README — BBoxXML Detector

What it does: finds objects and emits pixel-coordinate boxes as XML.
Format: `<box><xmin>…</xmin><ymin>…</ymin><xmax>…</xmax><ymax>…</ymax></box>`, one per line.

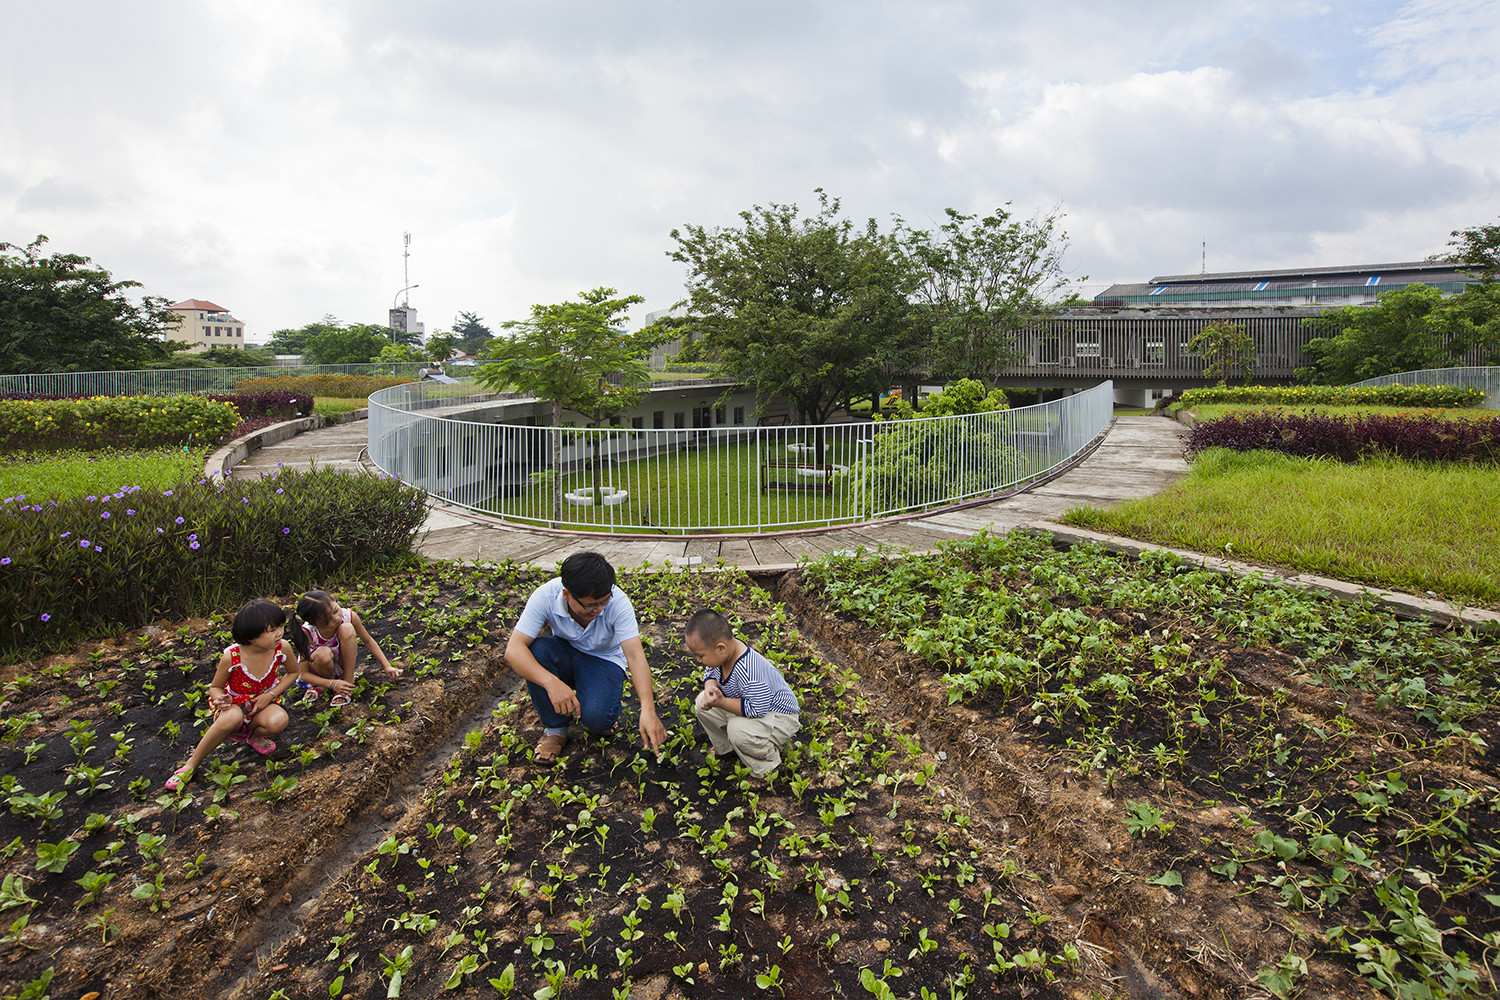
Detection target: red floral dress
<box><xmin>220</xmin><ymin>643</ymin><xmax>286</xmax><ymax>724</ymax></box>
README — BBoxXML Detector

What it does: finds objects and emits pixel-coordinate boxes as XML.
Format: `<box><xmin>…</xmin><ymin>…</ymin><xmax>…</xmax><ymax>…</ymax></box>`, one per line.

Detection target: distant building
<box><xmin>167</xmin><ymin>299</ymin><xmax>248</xmax><ymax>352</ymax></box>
<box><xmin>1094</xmin><ymin>261</ymin><xmax>1471</xmax><ymax>309</ymax></box>
<box><xmin>389</xmin><ymin>306</ymin><xmax>425</xmax><ymax>340</ymax></box>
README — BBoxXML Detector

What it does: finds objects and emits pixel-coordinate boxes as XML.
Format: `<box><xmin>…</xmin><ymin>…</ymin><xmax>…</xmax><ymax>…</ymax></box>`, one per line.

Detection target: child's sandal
<box><xmin>247</xmin><ymin>737</ymin><xmax>277</xmax><ymax>755</ymax></box>
<box><xmin>330</xmin><ymin>693</ymin><xmax>352</xmax><ymax>708</ymax></box>
<box><xmin>165</xmin><ymin>764</ymin><xmax>193</xmax><ymax>792</ymax></box>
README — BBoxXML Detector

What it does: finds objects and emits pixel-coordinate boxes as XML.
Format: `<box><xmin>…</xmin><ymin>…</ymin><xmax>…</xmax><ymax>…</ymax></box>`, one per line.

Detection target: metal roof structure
<box><xmin>1095</xmin><ymin>261</ymin><xmax>1473</xmax><ymax>308</ymax></box>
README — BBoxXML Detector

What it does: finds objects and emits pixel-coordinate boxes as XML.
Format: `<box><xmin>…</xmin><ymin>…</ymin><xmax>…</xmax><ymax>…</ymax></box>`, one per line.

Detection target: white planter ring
<box><xmin>564</xmin><ymin>486</ymin><xmax>630</xmax><ymax>507</ymax></box>
<box><xmin>786</xmin><ymin>443</ymin><xmax>815</xmax><ymax>455</ymax></box>
<box><xmin>794</xmin><ymin>464</ymin><xmax>849</xmax><ymax>479</ymax></box>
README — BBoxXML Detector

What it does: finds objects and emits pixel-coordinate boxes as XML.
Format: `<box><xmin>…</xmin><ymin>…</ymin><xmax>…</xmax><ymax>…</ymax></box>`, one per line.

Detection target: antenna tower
<box><xmin>403</xmin><ymin>232</ymin><xmax>412</xmax><ymax>306</ymax></box>
<box><xmin>1201</xmin><ymin>239</ymin><xmax>1206</xmax><ymax>274</ymax></box>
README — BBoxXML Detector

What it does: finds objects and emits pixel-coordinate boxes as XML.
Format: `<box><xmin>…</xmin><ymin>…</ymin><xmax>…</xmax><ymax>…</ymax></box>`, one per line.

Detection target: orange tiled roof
<box><xmin>170</xmin><ymin>299</ymin><xmax>228</xmax><ymax>312</ymax></box>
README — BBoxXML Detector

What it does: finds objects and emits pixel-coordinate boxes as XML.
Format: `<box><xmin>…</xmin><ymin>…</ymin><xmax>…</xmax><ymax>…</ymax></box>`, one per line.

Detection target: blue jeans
<box><xmin>525</xmin><ymin>636</ymin><xmax>625</xmax><ymax>736</ymax></box>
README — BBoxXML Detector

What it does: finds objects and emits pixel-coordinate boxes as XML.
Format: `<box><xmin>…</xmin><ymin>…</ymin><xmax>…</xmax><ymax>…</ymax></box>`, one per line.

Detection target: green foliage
<box><xmin>897</xmin><ymin>205</ymin><xmax>1073</xmax><ymax>383</ymax></box>
<box><xmin>1441</xmin><ymin>219</ymin><xmax>1500</xmax><ymax>280</ymax></box>
<box><xmin>302</xmin><ymin>322</ymin><xmax>399</xmax><ymax>365</ymax></box>
<box><xmin>0</xmin><ymin>395</ymin><xmax>239</xmax><ymax>454</ymax></box>
<box><xmin>668</xmin><ymin>190</ymin><xmax>917</xmax><ymax>425</ymax></box>
<box><xmin>263</xmin><ymin>316</ymin><xmax>340</xmax><ymax>357</ymax></box>
<box><xmin>855</xmin><ymin>381</ymin><xmax>1018</xmax><ymax>516</ymax></box>
<box><xmin>0</xmin><ymin>236</ymin><xmax>183</xmax><ymax>374</ymax></box>
<box><xmin>1175</xmin><ymin>383</ymin><xmax>1483</xmax><ymax>409</ymax></box>
<box><xmin>376</xmin><ymin>343</ymin><xmax>426</xmax><ymax>363</ymax></box>
<box><xmin>0</xmin><ymin>468</ymin><xmax>427</xmax><ymax>651</ymax></box>
<box><xmin>1187</xmin><ymin>320</ymin><xmax>1256</xmax><ymax>386</ymax></box>
<box><xmin>1297</xmin><ymin>281</ymin><xmax>1500</xmax><ymax>383</ymax></box>
<box><xmin>453</xmin><ymin>311</ymin><xmax>494</xmax><ymax>356</ymax></box>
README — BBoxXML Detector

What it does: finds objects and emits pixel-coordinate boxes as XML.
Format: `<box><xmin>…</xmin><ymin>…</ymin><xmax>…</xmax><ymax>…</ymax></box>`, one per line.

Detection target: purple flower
<box><xmin>175</xmin><ymin>517</ymin><xmax>185</xmax><ymax>525</ymax></box>
<box><xmin>94</xmin><ymin>545</ymin><xmax>102</xmax><ymax>553</ymax></box>
<box><xmin>79</xmin><ymin>539</ymin><xmax>90</xmax><ymax>548</ymax></box>
<box><xmin>240</xmin><ymin>497</ymin><xmax>249</xmax><ymax>503</ymax></box>
<box><xmin>100</xmin><ymin>511</ymin><xmax>111</xmax><ymax>519</ymax></box>
<box><xmin>86</xmin><ymin>495</ymin><xmax>97</xmax><ymax>501</ymax></box>
<box><xmin>126</xmin><ymin>509</ymin><xmax>135</xmax><ymax>515</ymax></box>
<box><xmin>0</xmin><ymin>557</ymin><xmax>9</xmax><ymax>565</ymax></box>
<box><xmin>276</xmin><ymin>488</ymin><xmax>284</xmax><ymax>494</ymax></box>
<box><xmin>39</xmin><ymin>613</ymin><xmax>50</xmax><ymax>622</ymax></box>
<box><xmin>156</xmin><ymin>527</ymin><xmax>164</xmax><ymax>534</ymax></box>
<box><xmin>190</xmin><ymin>540</ymin><xmax>200</xmax><ymax>550</ymax></box>
<box><xmin>60</xmin><ymin>531</ymin><xmax>70</xmax><ymax>539</ymax></box>
<box><xmin>163</xmin><ymin>490</ymin><xmax>173</xmax><ymax>496</ymax></box>
<box><xmin>188</xmin><ymin>533</ymin><xmax>197</xmax><ymax>541</ymax></box>
<box><xmin>282</xmin><ymin>527</ymin><xmax>290</xmax><ymax>534</ymax></box>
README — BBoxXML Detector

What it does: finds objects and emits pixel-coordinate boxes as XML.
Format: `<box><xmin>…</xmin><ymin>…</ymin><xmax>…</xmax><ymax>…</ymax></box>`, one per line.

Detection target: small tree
<box><xmin>474</xmin><ymin>288</ymin><xmax>660</xmax><ymax>520</ymax></box>
<box><xmin>424</xmin><ymin>332</ymin><xmax>458</xmax><ymax>366</ymax></box>
<box><xmin>1187</xmin><ymin>320</ymin><xmax>1256</xmax><ymax>386</ymax></box>
<box><xmin>303</xmin><ymin>322</ymin><xmax>396</xmax><ymax>365</ymax></box>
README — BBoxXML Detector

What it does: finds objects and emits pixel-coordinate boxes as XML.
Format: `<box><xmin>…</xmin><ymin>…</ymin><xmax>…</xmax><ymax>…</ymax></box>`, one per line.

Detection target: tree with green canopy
<box><xmin>474</xmin><ymin>288</ymin><xmax>661</xmax><ymax>520</ymax></box>
<box><xmin>668</xmin><ymin>190</ymin><xmax>918</xmax><ymax>430</ymax></box>
<box><xmin>0</xmin><ymin>235</ymin><xmax>186</xmax><ymax>373</ymax></box>
<box><xmin>301</xmin><ymin>322</ymin><xmax>397</xmax><ymax>365</ymax></box>
<box><xmin>1187</xmin><ymin>320</ymin><xmax>1257</xmax><ymax>386</ymax></box>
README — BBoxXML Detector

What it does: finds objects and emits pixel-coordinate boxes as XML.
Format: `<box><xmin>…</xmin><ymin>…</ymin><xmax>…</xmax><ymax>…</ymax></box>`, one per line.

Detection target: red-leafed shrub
<box><xmin>205</xmin><ymin>390</ymin><xmax>313</xmax><ymax>420</ymax></box>
<box><xmin>1186</xmin><ymin>411</ymin><xmax>1500</xmax><ymax>463</ymax></box>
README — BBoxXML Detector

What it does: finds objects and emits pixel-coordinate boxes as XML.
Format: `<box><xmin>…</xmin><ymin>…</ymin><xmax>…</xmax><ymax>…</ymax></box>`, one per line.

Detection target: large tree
<box><xmin>1296</xmin><ymin>283</ymin><xmax>1490</xmax><ymax>383</ymax></box>
<box><xmin>1187</xmin><ymin>320</ymin><xmax>1257</xmax><ymax>386</ymax></box>
<box><xmin>453</xmin><ymin>311</ymin><xmax>494</xmax><ymax>356</ymax></box>
<box><xmin>301</xmin><ymin>322</ymin><xmax>397</xmax><ymax>365</ymax></box>
<box><xmin>474</xmin><ymin>288</ymin><xmax>660</xmax><ymax>518</ymax></box>
<box><xmin>0</xmin><ymin>235</ymin><xmax>185</xmax><ymax>373</ymax></box>
<box><xmin>265</xmin><ymin>316</ymin><xmax>343</xmax><ymax>357</ymax></box>
<box><xmin>668</xmin><ymin>191</ymin><xmax>917</xmax><ymax>427</ymax></box>
<box><xmin>1441</xmin><ymin>219</ymin><xmax>1500</xmax><ymax>280</ymax></box>
<box><xmin>896</xmin><ymin>205</ymin><xmax>1074</xmax><ymax>384</ymax></box>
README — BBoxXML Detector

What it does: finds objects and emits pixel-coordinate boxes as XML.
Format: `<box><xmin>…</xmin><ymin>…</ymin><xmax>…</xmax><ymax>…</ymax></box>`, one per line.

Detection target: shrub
<box><xmin>1175</xmin><ymin>384</ymin><xmax>1484</xmax><ymax>409</ymax></box>
<box><xmin>232</xmin><ymin>373</ymin><xmax>415</xmax><ymax>398</ymax></box>
<box><xmin>205</xmin><ymin>390</ymin><xmax>313</xmax><ymax>421</ymax></box>
<box><xmin>1186</xmin><ymin>412</ymin><xmax>1500</xmax><ymax>464</ymax></box>
<box><xmin>0</xmin><ymin>469</ymin><xmax>428</xmax><ymax>651</ymax></box>
<box><xmin>0</xmin><ymin>396</ymin><xmax>240</xmax><ymax>453</ymax></box>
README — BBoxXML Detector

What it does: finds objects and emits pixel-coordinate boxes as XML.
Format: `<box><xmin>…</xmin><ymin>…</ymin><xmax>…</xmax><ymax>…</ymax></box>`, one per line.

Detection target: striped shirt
<box><xmin>705</xmin><ymin>645</ymin><xmax>799</xmax><ymax>719</ymax></box>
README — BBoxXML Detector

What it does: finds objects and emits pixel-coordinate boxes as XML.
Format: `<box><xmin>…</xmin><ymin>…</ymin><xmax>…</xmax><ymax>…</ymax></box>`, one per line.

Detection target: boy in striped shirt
<box><xmin>686</xmin><ymin>609</ymin><xmax>801</xmax><ymax>780</ymax></box>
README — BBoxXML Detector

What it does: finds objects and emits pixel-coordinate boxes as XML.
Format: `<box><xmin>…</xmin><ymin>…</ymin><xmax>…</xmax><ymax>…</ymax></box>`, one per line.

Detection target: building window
<box><xmin>1076</xmin><ymin>341</ymin><xmax>1101</xmax><ymax>358</ymax></box>
<box><xmin>1145</xmin><ymin>341</ymin><xmax>1164</xmax><ymax>363</ymax></box>
<box><xmin>236</xmin><ymin>327</ymin><xmax>242</xmax><ymax>338</ymax></box>
<box><xmin>733</xmin><ymin>406</ymin><xmax>744</xmax><ymax>425</ymax></box>
<box><xmin>652</xmin><ymin>410</ymin><xmax>664</xmax><ymax>429</ymax></box>
<box><xmin>673</xmin><ymin>412</ymin><xmax>685</xmax><ymax>429</ymax></box>
<box><xmin>715</xmin><ymin>406</ymin><xmax>725</xmax><ymax>425</ymax></box>
<box><xmin>632</xmin><ymin>416</ymin><xmax>644</xmax><ymax>430</ymax></box>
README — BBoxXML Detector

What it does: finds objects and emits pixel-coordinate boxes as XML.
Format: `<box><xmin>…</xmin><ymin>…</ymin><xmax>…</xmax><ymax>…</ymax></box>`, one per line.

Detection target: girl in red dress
<box><xmin>166</xmin><ymin>599</ymin><xmax>299</xmax><ymax>791</ymax></box>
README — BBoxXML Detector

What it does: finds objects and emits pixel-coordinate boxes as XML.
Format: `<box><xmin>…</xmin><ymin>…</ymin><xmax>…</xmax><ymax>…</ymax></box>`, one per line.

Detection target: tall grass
<box><xmin>1062</xmin><ymin>448</ymin><xmax>1500</xmax><ymax>606</ymax></box>
<box><xmin>0</xmin><ymin>448</ymin><xmax>207</xmax><ymax>503</ymax></box>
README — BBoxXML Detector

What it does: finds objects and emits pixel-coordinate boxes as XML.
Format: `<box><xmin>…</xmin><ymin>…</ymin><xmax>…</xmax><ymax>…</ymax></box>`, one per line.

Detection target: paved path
<box><xmin>230</xmin><ymin>416</ymin><xmax>1193</xmax><ymax>572</ymax></box>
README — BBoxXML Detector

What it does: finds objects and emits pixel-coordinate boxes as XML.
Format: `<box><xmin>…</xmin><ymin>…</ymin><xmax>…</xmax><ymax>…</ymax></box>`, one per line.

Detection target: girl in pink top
<box><xmin>291</xmin><ymin>590</ymin><xmax>401</xmax><ymax>707</ymax></box>
<box><xmin>166</xmin><ymin>599</ymin><xmax>298</xmax><ymax>790</ymax></box>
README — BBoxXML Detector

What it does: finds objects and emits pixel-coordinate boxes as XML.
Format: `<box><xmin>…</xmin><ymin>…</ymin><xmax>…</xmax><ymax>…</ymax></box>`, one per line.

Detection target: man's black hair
<box><xmin>559</xmin><ymin>551</ymin><xmax>616</xmax><ymax>600</ymax></box>
<box><xmin>232</xmin><ymin>598</ymin><xmax>288</xmax><ymax>645</ymax></box>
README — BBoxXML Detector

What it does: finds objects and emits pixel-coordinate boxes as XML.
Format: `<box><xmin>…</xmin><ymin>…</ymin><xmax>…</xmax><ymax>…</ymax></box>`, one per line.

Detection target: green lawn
<box><xmin>312</xmin><ymin>397</ymin><xmax>370</xmax><ymax>417</ymax></box>
<box><xmin>0</xmin><ymin>447</ymin><xmax>207</xmax><ymax>503</ymax></box>
<box><xmin>1062</xmin><ymin>447</ymin><xmax>1500</xmax><ymax>607</ymax></box>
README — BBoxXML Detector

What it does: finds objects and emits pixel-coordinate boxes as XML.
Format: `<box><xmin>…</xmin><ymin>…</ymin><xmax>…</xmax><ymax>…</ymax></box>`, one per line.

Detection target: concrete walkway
<box><xmin>229</xmin><ymin>415</ymin><xmax>1193</xmax><ymax>572</ymax></box>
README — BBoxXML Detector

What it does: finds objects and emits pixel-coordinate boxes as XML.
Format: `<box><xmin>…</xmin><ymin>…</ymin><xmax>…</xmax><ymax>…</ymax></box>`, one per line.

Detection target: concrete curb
<box><xmin>1032</xmin><ymin>520</ymin><xmax>1500</xmax><ymax>631</ymax></box>
<box><xmin>205</xmin><ymin>410</ymin><xmax>367</xmax><ymax>479</ymax></box>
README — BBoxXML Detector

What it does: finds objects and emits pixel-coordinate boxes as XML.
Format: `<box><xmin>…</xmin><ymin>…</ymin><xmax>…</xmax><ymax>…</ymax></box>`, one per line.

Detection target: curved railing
<box><xmin>0</xmin><ymin>362</ymin><xmax>432</xmax><ymax>397</ymax></box>
<box><xmin>1347</xmin><ymin>366</ymin><xmax>1499</xmax><ymax>408</ymax></box>
<box><xmin>367</xmin><ymin>380</ymin><xmax>1114</xmax><ymax>534</ymax></box>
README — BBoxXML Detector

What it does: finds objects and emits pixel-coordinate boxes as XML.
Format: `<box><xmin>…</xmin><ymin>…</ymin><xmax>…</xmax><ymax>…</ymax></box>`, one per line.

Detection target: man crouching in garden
<box><xmin>506</xmin><ymin>551</ymin><xmax>667</xmax><ymax>762</ymax></box>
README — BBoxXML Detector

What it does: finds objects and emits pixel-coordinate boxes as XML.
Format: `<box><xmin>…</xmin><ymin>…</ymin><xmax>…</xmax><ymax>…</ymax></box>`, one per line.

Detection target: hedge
<box><xmin>0</xmin><ymin>468</ymin><xmax>428</xmax><ymax>652</ymax></box>
<box><xmin>1175</xmin><ymin>384</ymin><xmax>1485</xmax><ymax>409</ymax></box>
<box><xmin>206</xmin><ymin>390</ymin><xmax>313</xmax><ymax>421</ymax></box>
<box><xmin>0</xmin><ymin>395</ymin><xmax>240</xmax><ymax>453</ymax></box>
<box><xmin>1186</xmin><ymin>412</ymin><xmax>1500</xmax><ymax>464</ymax></box>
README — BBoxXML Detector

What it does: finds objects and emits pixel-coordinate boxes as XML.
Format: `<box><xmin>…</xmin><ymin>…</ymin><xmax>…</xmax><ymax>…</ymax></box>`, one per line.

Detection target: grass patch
<box><xmin>0</xmin><ymin>447</ymin><xmax>206</xmax><ymax>503</ymax></box>
<box><xmin>312</xmin><ymin>397</ymin><xmax>370</xmax><ymax>417</ymax></box>
<box><xmin>1061</xmin><ymin>447</ymin><xmax>1500</xmax><ymax>607</ymax></box>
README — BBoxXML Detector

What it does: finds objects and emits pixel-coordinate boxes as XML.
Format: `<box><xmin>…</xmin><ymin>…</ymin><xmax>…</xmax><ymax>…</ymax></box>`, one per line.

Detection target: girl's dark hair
<box><xmin>685</xmin><ymin>608</ymin><xmax>734</xmax><ymax>646</ymax></box>
<box><xmin>289</xmin><ymin>590</ymin><xmax>335</xmax><ymax>661</ymax></box>
<box><xmin>233</xmin><ymin>599</ymin><xmax>288</xmax><ymax>645</ymax></box>
<box><xmin>560</xmin><ymin>551</ymin><xmax>616</xmax><ymax>600</ymax></box>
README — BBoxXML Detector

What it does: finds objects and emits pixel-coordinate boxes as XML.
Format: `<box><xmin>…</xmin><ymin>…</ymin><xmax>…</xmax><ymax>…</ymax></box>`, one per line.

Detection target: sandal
<box><xmin>330</xmin><ymin>693</ymin><xmax>352</xmax><ymax>708</ymax></box>
<box><xmin>165</xmin><ymin>764</ymin><xmax>193</xmax><ymax>792</ymax></box>
<box><xmin>247</xmin><ymin>737</ymin><xmax>277</xmax><ymax>755</ymax></box>
<box><xmin>534</xmin><ymin>733</ymin><xmax>569</xmax><ymax>762</ymax></box>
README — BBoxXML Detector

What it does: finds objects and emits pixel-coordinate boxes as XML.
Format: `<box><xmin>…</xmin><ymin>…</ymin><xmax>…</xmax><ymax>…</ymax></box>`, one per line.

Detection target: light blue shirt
<box><xmin>514</xmin><ymin>578</ymin><xmax>640</xmax><ymax>672</ymax></box>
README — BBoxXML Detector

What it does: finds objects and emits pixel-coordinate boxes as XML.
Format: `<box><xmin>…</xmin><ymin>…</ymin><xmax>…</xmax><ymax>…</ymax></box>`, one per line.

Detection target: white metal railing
<box><xmin>368</xmin><ymin>380</ymin><xmax>1114</xmax><ymax>534</ymax></box>
<box><xmin>0</xmin><ymin>362</ymin><xmax>432</xmax><ymax>397</ymax></box>
<box><xmin>1347</xmin><ymin>366</ymin><xmax>1499</xmax><ymax>408</ymax></box>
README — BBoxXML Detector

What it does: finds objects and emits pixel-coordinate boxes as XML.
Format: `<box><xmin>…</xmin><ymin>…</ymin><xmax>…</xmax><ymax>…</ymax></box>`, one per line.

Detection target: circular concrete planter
<box><xmin>564</xmin><ymin>486</ymin><xmax>629</xmax><ymax>507</ymax></box>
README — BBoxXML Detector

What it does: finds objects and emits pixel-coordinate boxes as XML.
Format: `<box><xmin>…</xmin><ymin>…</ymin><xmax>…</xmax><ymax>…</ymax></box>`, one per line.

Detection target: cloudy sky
<box><xmin>3</xmin><ymin>0</ymin><xmax>1497</xmax><ymax>342</ymax></box>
